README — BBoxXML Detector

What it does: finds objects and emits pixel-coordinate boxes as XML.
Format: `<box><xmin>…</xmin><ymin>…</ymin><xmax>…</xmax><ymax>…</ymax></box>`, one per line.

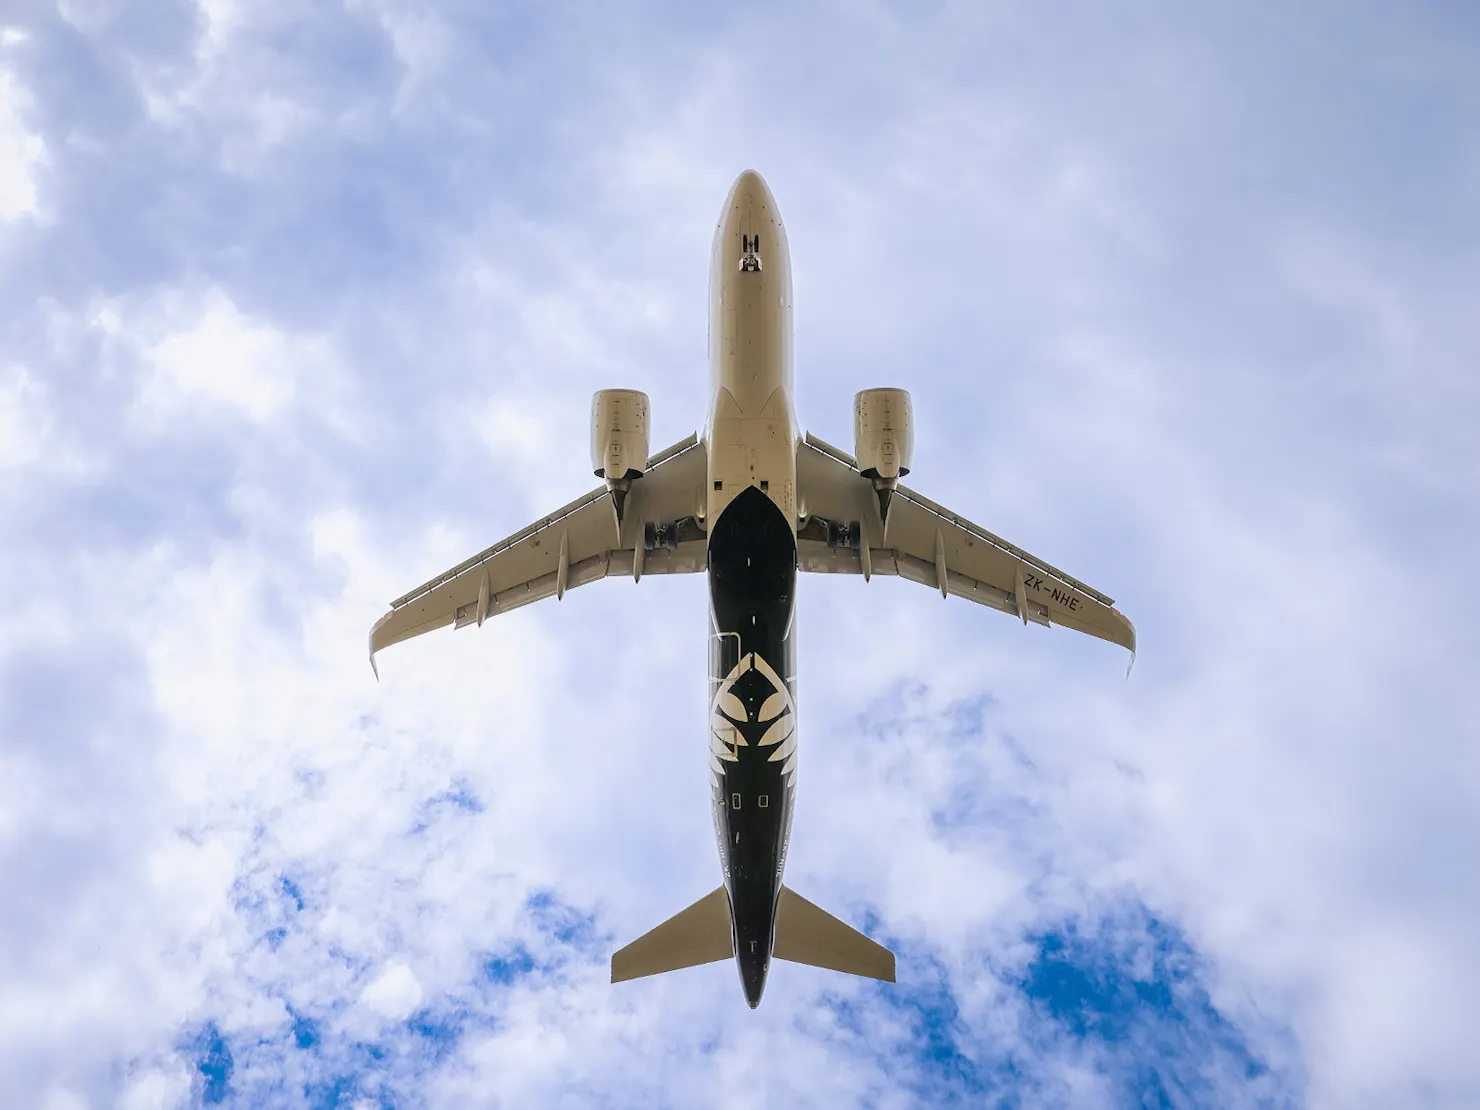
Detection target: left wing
<box><xmin>369</xmin><ymin>433</ymin><xmax>708</xmax><ymax>673</ymax></box>
<box><xmin>795</xmin><ymin>433</ymin><xmax>1135</xmax><ymax>654</ymax></box>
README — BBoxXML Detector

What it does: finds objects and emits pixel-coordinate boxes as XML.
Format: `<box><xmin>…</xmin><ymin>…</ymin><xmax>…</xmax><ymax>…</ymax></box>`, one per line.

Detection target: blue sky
<box><xmin>2</xmin><ymin>2</ymin><xmax>1476</xmax><ymax>1107</ymax></box>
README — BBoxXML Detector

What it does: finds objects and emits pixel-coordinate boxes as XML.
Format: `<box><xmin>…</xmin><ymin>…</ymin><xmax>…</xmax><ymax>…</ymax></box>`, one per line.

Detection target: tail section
<box><xmin>609</xmin><ymin>884</ymin><xmax>895</xmax><ymax>991</ymax></box>
<box><xmin>611</xmin><ymin>887</ymin><xmax>733</xmax><ymax>983</ymax></box>
<box><xmin>772</xmin><ymin>886</ymin><xmax>895</xmax><ymax>982</ymax></box>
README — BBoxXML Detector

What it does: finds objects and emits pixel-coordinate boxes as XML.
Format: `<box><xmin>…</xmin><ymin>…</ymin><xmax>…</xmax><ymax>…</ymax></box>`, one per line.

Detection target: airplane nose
<box><xmin>713</xmin><ymin>168</ymin><xmax>784</xmax><ymax>286</ymax></box>
<box><xmin>724</xmin><ymin>169</ymin><xmax>776</xmax><ymax>219</ymax></box>
<box><xmin>732</xmin><ymin>168</ymin><xmax>767</xmax><ymax>199</ymax></box>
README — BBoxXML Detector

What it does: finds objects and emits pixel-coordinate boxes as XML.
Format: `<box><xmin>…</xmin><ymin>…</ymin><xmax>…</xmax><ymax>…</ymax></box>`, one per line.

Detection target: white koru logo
<box><xmin>708</xmin><ymin>652</ymin><xmax>797</xmax><ymax>786</ymax></box>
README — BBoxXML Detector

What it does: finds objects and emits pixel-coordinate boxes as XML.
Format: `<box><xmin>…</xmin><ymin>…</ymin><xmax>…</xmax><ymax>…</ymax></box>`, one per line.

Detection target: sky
<box><xmin>1</xmin><ymin>1</ymin><xmax>1477</xmax><ymax>1107</ymax></box>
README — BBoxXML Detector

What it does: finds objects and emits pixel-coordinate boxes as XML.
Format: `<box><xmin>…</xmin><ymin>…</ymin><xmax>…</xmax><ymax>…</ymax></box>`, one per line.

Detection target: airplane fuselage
<box><xmin>704</xmin><ymin>171</ymin><xmax>800</xmax><ymax>1008</ymax></box>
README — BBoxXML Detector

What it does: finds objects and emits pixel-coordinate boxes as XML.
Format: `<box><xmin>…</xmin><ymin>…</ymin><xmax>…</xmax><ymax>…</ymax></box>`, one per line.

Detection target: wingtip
<box><xmin>368</xmin><ymin>623</ymin><xmax>382</xmax><ymax>682</ymax></box>
<box><xmin>1117</xmin><ymin>611</ymin><xmax>1137</xmax><ymax>677</ymax></box>
<box><xmin>368</xmin><ymin>611</ymin><xmax>397</xmax><ymax>682</ymax></box>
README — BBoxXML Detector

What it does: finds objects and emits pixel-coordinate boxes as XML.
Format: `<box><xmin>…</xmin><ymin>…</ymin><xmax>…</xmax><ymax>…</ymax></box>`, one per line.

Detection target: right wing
<box><xmin>369</xmin><ymin>433</ymin><xmax>708</xmax><ymax>673</ymax></box>
<box><xmin>795</xmin><ymin>433</ymin><xmax>1135</xmax><ymax>655</ymax></box>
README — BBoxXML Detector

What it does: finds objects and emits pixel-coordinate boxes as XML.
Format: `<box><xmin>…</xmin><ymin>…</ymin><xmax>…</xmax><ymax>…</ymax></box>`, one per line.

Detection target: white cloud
<box><xmin>347</xmin><ymin>0</ymin><xmax>453</xmax><ymax>94</ymax></box>
<box><xmin>0</xmin><ymin>365</ymin><xmax>50</xmax><ymax>468</ymax></box>
<box><xmin>118</xmin><ymin>1067</ymin><xmax>192</xmax><ymax>1110</ymax></box>
<box><xmin>0</xmin><ymin>66</ymin><xmax>43</xmax><ymax>222</ymax></box>
<box><xmin>358</xmin><ymin>963</ymin><xmax>424</xmax><ymax>1021</ymax></box>
<box><xmin>135</xmin><ymin>287</ymin><xmax>302</xmax><ymax>421</ymax></box>
<box><xmin>39</xmin><ymin>1089</ymin><xmax>89</xmax><ymax>1110</ymax></box>
<box><xmin>69</xmin><ymin>285</ymin><xmax>354</xmax><ymax>440</ymax></box>
<box><xmin>196</xmin><ymin>0</ymin><xmax>243</xmax><ymax>52</ymax></box>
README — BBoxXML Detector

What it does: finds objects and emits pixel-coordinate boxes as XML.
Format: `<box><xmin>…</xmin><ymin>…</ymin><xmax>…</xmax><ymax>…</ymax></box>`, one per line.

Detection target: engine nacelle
<box><xmin>853</xmin><ymin>388</ymin><xmax>913</xmax><ymax>480</ymax></box>
<box><xmin>590</xmin><ymin>389</ymin><xmax>651</xmax><ymax>480</ymax></box>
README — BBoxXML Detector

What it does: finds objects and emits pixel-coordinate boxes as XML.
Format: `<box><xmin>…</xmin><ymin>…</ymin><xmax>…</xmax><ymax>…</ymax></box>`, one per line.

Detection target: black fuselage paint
<box><xmin>707</xmin><ymin>485</ymin><xmax>798</xmax><ymax>1009</ymax></box>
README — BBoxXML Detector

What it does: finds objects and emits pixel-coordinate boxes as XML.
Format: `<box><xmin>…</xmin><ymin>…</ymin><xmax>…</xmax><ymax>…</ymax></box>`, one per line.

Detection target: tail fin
<box><xmin>611</xmin><ymin>887</ymin><xmax>733</xmax><ymax>983</ymax></box>
<box><xmin>773</xmin><ymin>886</ymin><xmax>895</xmax><ymax>982</ymax></box>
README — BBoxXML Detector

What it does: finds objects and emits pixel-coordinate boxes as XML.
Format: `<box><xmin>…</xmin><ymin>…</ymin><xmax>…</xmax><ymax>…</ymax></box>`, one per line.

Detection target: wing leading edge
<box><xmin>795</xmin><ymin>433</ymin><xmax>1135</xmax><ymax>655</ymax></box>
<box><xmin>369</xmin><ymin>433</ymin><xmax>708</xmax><ymax>674</ymax></box>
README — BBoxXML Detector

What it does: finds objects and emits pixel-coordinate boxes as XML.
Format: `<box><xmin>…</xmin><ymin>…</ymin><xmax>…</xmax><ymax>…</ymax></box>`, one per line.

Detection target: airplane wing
<box><xmin>794</xmin><ymin>433</ymin><xmax>1135</xmax><ymax>654</ymax></box>
<box><xmin>369</xmin><ymin>433</ymin><xmax>709</xmax><ymax>673</ymax></box>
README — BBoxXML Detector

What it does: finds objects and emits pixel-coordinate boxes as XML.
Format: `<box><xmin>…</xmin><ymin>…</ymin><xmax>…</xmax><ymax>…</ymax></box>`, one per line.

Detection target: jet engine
<box><xmin>590</xmin><ymin>389</ymin><xmax>651</xmax><ymax>480</ymax></box>
<box><xmin>853</xmin><ymin>388</ymin><xmax>913</xmax><ymax>479</ymax></box>
<box><xmin>853</xmin><ymin>388</ymin><xmax>913</xmax><ymax>532</ymax></box>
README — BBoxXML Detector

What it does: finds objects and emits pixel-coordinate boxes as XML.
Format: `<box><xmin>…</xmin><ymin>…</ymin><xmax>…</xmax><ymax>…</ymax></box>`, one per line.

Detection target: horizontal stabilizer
<box><xmin>611</xmin><ymin>887</ymin><xmax>734</xmax><ymax>984</ymax></box>
<box><xmin>773</xmin><ymin>886</ymin><xmax>895</xmax><ymax>982</ymax></box>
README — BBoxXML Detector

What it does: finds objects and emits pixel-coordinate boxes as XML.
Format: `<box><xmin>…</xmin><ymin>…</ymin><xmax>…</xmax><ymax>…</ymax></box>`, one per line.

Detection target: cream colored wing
<box><xmin>369</xmin><ymin>433</ymin><xmax>708</xmax><ymax>673</ymax></box>
<box><xmin>795</xmin><ymin>433</ymin><xmax>1135</xmax><ymax>654</ymax></box>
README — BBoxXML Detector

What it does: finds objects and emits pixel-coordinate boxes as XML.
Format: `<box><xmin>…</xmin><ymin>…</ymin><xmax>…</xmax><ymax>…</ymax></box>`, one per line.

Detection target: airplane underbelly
<box><xmin>706</xmin><ymin>485</ymin><xmax>798</xmax><ymax>1007</ymax></box>
<box><xmin>707</xmin><ymin>286</ymin><xmax>796</xmax><ymax>523</ymax></box>
<box><xmin>706</xmin><ymin>170</ymin><xmax>796</xmax><ymax>534</ymax></box>
<box><xmin>706</xmin><ymin>406</ymin><xmax>797</xmax><ymax>531</ymax></box>
<box><xmin>718</xmin><ymin>276</ymin><xmax>786</xmax><ymax>409</ymax></box>
<box><xmin>707</xmin><ymin>289</ymin><xmax>796</xmax><ymax>529</ymax></box>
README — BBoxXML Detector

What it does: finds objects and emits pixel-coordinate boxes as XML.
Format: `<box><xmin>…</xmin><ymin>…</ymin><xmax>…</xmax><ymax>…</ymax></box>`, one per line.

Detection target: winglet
<box><xmin>934</xmin><ymin>528</ymin><xmax>948</xmax><ymax>599</ymax></box>
<box><xmin>556</xmin><ymin>531</ymin><xmax>570</xmax><ymax>600</ymax></box>
<box><xmin>368</xmin><ymin>611</ymin><xmax>393</xmax><ymax>682</ymax></box>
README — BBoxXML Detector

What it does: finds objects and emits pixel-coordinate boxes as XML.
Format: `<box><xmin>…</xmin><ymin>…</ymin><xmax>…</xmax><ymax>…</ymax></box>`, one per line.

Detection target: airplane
<box><xmin>369</xmin><ymin>170</ymin><xmax>1135</xmax><ymax>1009</ymax></box>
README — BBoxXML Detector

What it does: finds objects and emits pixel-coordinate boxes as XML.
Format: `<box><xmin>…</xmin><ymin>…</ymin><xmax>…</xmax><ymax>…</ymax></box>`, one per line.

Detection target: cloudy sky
<box><xmin>2</xmin><ymin>1</ymin><xmax>1477</xmax><ymax>1107</ymax></box>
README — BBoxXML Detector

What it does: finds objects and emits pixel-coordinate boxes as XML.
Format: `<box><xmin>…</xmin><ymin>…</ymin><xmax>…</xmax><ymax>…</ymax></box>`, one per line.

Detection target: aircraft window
<box><xmin>714</xmin><ymin>480</ymin><xmax>722</xmax><ymax>490</ymax></box>
<box><xmin>759</xmin><ymin>795</ymin><xmax>769</xmax><ymax>808</ymax></box>
<box><xmin>731</xmin><ymin>792</ymin><xmax>741</xmax><ymax>809</ymax></box>
<box><xmin>760</xmin><ymin>480</ymin><xmax>769</xmax><ymax>491</ymax></box>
